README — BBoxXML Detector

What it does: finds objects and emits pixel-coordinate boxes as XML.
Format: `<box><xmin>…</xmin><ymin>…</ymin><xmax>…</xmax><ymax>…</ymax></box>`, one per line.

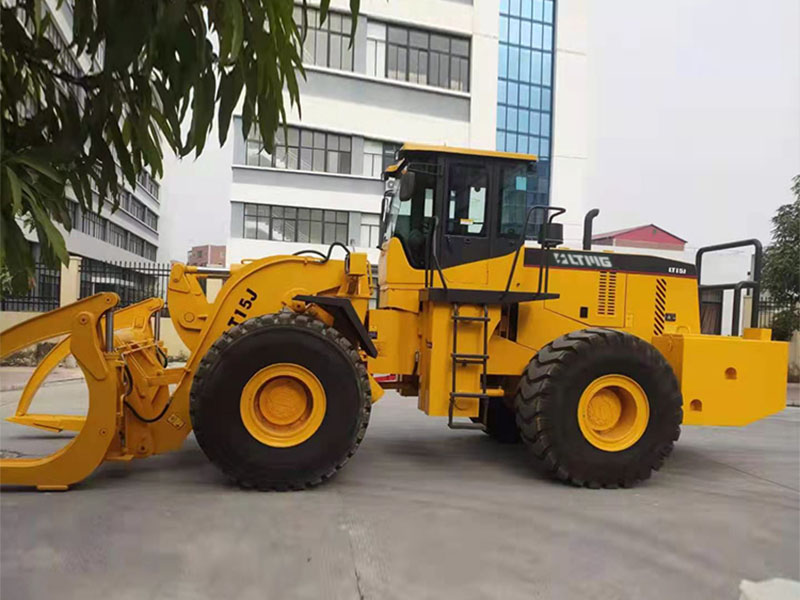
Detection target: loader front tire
<box><xmin>190</xmin><ymin>312</ymin><xmax>371</xmax><ymax>491</ymax></box>
<box><xmin>515</xmin><ymin>328</ymin><xmax>682</xmax><ymax>488</ymax></box>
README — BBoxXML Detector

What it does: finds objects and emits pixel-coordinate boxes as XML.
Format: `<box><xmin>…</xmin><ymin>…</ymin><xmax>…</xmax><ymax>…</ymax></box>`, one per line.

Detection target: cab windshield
<box><xmin>380</xmin><ymin>166</ymin><xmax>437</xmax><ymax>268</ymax></box>
<box><xmin>380</xmin><ymin>181</ymin><xmax>401</xmax><ymax>245</ymax></box>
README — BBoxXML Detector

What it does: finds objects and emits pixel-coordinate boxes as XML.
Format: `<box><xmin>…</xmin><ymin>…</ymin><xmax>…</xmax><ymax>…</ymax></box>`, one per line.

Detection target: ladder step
<box><xmin>452</xmin><ymin>315</ymin><xmax>490</xmax><ymax>322</ymax></box>
<box><xmin>452</xmin><ymin>352</ymin><xmax>488</xmax><ymax>360</ymax></box>
<box><xmin>448</xmin><ymin>421</ymin><xmax>486</xmax><ymax>431</ymax></box>
<box><xmin>450</xmin><ymin>302</ymin><xmax>489</xmax><ymax>433</ymax></box>
<box><xmin>455</xmin><ymin>358</ymin><xmax>483</xmax><ymax>367</ymax></box>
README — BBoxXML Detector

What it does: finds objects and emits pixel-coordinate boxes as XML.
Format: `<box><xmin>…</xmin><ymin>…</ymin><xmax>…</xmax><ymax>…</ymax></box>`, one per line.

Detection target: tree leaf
<box><xmin>348</xmin><ymin>0</ymin><xmax>360</xmax><ymax>45</ymax></box>
<box><xmin>1</xmin><ymin>0</ymin><xmax>361</xmax><ymax>290</ymax></box>
<box><xmin>28</xmin><ymin>197</ymin><xmax>69</xmax><ymax>265</ymax></box>
<box><xmin>5</xmin><ymin>167</ymin><xmax>23</xmax><ymax>214</ymax></box>
<box><xmin>218</xmin><ymin>66</ymin><xmax>245</xmax><ymax>145</ymax></box>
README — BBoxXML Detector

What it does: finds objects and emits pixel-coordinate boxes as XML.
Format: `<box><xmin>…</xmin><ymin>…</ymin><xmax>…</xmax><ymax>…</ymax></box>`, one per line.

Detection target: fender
<box><xmin>294</xmin><ymin>295</ymin><xmax>378</xmax><ymax>358</ymax></box>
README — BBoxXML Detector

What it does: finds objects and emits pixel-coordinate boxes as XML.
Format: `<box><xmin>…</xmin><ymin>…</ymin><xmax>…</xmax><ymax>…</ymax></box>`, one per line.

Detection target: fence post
<box><xmin>60</xmin><ymin>255</ymin><xmax>82</xmax><ymax>307</ymax></box>
<box><xmin>742</xmin><ymin>295</ymin><xmax>753</xmax><ymax>329</ymax></box>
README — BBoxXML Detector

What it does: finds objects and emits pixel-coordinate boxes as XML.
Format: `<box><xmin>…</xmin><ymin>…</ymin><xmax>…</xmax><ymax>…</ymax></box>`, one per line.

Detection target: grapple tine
<box><xmin>0</xmin><ymin>293</ymin><xmax>121</xmax><ymax>490</ymax></box>
<box><xmin>10</xmin><ymin>337</ymin><xmax>72</xmax><ymax>424</ymax></box>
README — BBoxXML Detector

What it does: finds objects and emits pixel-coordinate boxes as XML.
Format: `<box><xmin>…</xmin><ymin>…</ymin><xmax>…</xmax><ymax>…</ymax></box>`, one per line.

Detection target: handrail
<box><xmin>425</xmin><ymin>216</ymin><xmax>448</xmax><ymax>292</ymax></box>
<box><xmin>696</xmin><ymin>239</ymin><xmax>762</xmax><ymax>330</ymax></box>
<box><xmin>503</xmin><ymin>205</ymin><xmax>566</xmax><ymax>297</ymax></box>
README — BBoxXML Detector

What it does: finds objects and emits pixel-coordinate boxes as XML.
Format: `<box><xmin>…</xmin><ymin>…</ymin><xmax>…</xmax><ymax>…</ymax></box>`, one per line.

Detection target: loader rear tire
<box><xmin>515</xmin><ymin>328</ymin><xmax>682</xmax><ymax>488</ymax></box>
<box><xmin>190</xmin><ymin>312</ymin><xmax>371</xmax><ymax>491</ymax></box>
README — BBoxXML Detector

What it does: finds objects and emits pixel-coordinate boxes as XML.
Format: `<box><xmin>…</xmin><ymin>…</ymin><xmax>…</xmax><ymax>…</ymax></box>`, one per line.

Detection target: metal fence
<box><xmin>79</xmin><ymin>258</ymin><xmax>171</xmax><ymax>314</ymax></box>
<box><xmin>757</xmin><ymin>297</ymin><xmax>794</xmax><ymax>329</ymax></box>
<box><xmin>0</xmin><ymin>262</ymin><xmax>60</xmax><ymax>312</ymax></box>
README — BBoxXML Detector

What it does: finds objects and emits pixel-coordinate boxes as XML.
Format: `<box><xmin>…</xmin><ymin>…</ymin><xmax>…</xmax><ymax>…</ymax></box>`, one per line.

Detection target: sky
<box><xmin>583</xmin><ymin>0</ymin><xmax>799</xmax><ymax>250</ymax></box>
<box><xmin>159</xmin><ymin>0</ymin><xmax>800</xmax><ymax>262</ymax></box>
<box><xmin>159</xmin><ymin>125</ymin><xmax>233</xmax><ymax>262</ymax></box>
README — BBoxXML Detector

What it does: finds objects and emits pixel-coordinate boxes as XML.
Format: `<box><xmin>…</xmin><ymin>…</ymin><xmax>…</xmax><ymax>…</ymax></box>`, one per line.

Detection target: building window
<box><xmin>108</xmin><ymin>222</ymin><xmax>128</xmax><ymax>249</ymax></box>
<box><xmin>80</xmin><ymin>209</ymin><xmax>106</xmax><ymax>240</ymax></box>
<box><xmin>127</xmin><ymin>234</ymin><xmax>143</xmax><ymax>256</ymax></box>
<box><xmin>110</xmin><ymin>191</ymin><xmax>158</xmax><ymax>231</ymax></box>
<box><xmin>44</xmin><ymin>20</ymin><xmax>86</xmax><ymax>108</ymax></box>
<box><xmin>294</xmin><ymin>5</ymin><xmax>354</xmax><ymax>71</ymax></box>
<box><xmin>144</xmin><ymin>210</ymin><xmax>158</xmax><ymax>230</ymax></box>
<box><xmin>496</xmin><ymin>0</ymin><xmax>555</xmax><ymax>207</ymax></box>
<box><xmin>70</xmin><ymin>201</ymin><xmax>157</xmax><ymax>260</ymax></box>
<box><xmin>241</xmin><ymin>203</ymin><xmax>349</xmax><ymax>245</ymax></box>
<box><xmin>69</xmin><ymin>201</ymin><xmax>80</xmax><ymax>229</ymax></box>
<box><xmin>360</xmin><ymin>213</ymin><xmax>381</xmax><ymax>248</ymax></box>
<box><xmin>136</xmin><ymin>170</ymin><xmax>160</xmax><ymax>200</ymax></box>
<box><xmin>142</xmin><ymin>242</ymin><xmax>157</xmax><ymax>261</ymax></box>
<box><xmin>366</xmin><ymin>22</ymin><xmax>386</xmax><ymax>78</ymax></box>
<box><xmin>245</xmin><ymin>126</ymin><xmax>352</xmax><ymax>175</ymax></box>
<box><xmin>368</xmin><ymin>21</ymin><xmax>469</xmax><ymax>92</ymax></box>
<box><xmin>363</xmin><ymin>140</ymin><xmax>401</xmax><ymax>178</ymax></box>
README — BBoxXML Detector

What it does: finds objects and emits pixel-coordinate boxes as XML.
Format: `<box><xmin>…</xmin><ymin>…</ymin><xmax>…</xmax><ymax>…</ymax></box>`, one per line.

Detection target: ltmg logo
<box><xmin>552</xmin><ymin>252</ymin><xmax>614</xmax><ymax>269</ymax></box>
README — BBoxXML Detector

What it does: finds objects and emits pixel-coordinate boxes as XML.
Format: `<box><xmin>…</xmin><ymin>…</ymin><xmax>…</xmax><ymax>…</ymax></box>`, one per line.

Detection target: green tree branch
<box><xmin>1</xmin><ymin>0</ymin><xmax>360</xmax><ymax>293</ymax></box>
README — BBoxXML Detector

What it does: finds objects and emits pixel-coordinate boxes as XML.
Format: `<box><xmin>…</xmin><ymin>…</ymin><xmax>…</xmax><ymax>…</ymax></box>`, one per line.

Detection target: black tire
<box><xmin>473</xmin><ymin>399</ymin><xmax>521</xmax><ymax>443</ymax></box>
<box><xmin>190</xmin><ymin>312</ymin><xmax>371</xmax><ymax>490</ymax></box>
<box><xmin>515</xmin><ymin>328</ymin><xmax>682</xmax><ymax>488</ymax></box>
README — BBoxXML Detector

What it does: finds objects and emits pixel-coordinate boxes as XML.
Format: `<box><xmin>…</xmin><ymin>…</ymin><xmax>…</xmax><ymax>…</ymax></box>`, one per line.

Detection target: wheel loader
<box><xmin>0</xmin><ymin>144</ymin><xmax>788</xmax><ymax>491</ymax></box>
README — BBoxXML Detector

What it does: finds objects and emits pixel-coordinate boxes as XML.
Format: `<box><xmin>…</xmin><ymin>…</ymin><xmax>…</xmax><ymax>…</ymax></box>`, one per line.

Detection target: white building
<box><xmin>159</xmin><ymin>0</ymin><xmax>795</xmax><ymax>276</ymax></box>
<box><xmin>220</xmin><ymin>0</ymin><xmax>584</xmax><ymax>265</ymax></box>
<box><xmin>19</xmin><ymin>1</ymin><xmax>162</xmax><ymax>268</ymax></box>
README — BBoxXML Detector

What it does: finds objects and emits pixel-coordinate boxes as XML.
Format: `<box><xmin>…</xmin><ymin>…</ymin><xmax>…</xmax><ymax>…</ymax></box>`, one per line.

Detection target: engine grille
<box><xmin>597</xmin><ymin>271</ymin><xmax>617</xmax><ymax>316</ymax></box>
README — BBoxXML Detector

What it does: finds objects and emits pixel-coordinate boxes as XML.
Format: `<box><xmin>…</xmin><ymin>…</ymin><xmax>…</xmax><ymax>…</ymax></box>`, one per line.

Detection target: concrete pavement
<box><xmin>0</xmin><ymin>366</ymin><xmax>84</xmax><ymax>392</ymax></box>
<box><xmin>0</xmin><ymin>382</ymin><xmax>798</xmax><ymax>600</ymax></box>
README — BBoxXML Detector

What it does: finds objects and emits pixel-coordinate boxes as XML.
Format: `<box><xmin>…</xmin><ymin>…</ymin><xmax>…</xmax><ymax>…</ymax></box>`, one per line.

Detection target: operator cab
<box><xmin>380</xmin><ymin>144</ymin><xmax>557</xmax><ymax>271</ymax></box>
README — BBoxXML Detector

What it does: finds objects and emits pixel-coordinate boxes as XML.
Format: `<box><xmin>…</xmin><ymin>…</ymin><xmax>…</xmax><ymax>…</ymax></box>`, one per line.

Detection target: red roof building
<box><xmin>592</xmin><ymin>224</ymin><xmax>687</xmax><ymax>251</ymax></box>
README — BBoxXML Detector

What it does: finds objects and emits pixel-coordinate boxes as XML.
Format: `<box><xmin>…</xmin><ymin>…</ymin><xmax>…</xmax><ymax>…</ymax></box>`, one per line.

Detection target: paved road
<box><xmin>1</xmin><ymin>381</ymin><xmax>798</xmax><ymax>600</ymax></box>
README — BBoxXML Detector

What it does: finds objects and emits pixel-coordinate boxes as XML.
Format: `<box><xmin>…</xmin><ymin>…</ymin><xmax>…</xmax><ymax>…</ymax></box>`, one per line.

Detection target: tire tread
<box><xmin>190</xmin><ymin>311</ymin><xmax>371</xmax><ymax>491</ymax></box>
<box><xmin>515</xmin><ymin>328</ymin><xmax>682</xmax><ymax>488</ymax></box>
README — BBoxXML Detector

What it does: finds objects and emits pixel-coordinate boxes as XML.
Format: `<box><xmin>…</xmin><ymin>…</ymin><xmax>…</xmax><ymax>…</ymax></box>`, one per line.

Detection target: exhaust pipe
<box><xmin>583</xmin><ymin>208</ymin><xmax>600</xmax><ymax>250</ymax></box>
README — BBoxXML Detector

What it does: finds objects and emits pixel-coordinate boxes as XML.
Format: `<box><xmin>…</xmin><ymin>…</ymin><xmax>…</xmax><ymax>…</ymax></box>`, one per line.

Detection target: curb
<box><xmin>0</xmin><ymin>376</ymin><xmax>85</xmax><ymax>393</ymax></box>
<box><xmin>788</xmin><ymin>383</ymin><xmax>800</xmax><ymax>408</ymax></box>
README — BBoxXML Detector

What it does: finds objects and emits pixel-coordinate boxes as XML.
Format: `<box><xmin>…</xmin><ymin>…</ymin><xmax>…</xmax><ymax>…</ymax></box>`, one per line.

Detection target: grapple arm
<box><xmin>0</xmin><ymin>293</ymin><xmax>121</xmax><ymax>491</ymax></box>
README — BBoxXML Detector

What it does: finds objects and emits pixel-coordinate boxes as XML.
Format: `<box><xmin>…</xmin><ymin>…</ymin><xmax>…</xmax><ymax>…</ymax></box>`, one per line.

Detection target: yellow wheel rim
<box><xmin>240</xmin><ymin>363</ymin><xmax>326</xmax><ymax>448</ymax></box>
<box><xmin>577</xmin><ymin>374</ymin><xmax>649</xmax><ymax>452</ymax></box>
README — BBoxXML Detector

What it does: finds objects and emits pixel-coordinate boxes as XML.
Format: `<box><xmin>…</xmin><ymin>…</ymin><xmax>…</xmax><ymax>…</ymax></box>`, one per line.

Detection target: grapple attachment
<box><xmin>0</xmin><ymin>294</ymin><xmax>186</xmax><ymax>490</ymax></box>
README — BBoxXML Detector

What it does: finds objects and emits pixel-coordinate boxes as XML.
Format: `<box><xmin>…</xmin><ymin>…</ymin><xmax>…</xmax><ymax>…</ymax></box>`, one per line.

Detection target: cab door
<box><xmin>438</xmin><ymin>159</ymin><xmax>492</xmax><ymax>283</ymax></box>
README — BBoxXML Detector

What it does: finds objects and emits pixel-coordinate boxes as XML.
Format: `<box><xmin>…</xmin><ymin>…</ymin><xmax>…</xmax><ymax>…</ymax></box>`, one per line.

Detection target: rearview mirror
<box><xmin>399</xmin><ymin>171</ymin><xmax>415</xmax><ymax>201</ymax></box>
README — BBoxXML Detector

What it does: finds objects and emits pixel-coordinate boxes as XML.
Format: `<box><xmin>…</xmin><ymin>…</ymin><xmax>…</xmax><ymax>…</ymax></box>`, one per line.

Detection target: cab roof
<box><xmin>399</xmin><ymin>143</ymin><xmax>537</xmax><ymax>162</ymax></box>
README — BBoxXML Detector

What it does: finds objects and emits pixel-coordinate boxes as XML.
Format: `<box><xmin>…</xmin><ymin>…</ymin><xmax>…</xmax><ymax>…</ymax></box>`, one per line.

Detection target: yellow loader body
<box><xmin>0</xmin><ymin>144</ymin><xmax>788</xmax><ymax>490</ymax></box>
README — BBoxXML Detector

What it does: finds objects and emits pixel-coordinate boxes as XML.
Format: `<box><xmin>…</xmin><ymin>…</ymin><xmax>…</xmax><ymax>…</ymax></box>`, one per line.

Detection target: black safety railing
<box><xmin>696</xmin><ymin>239</ymin><xmax>761</xmax><ymax>336</ymax></box>
<box><xmin>79</xmin><ymin>258</ymin><xmax>171</xmax><ymax>315</ymax></box>
<box><xmin>0</xmin><ymin>262</ymin><xmax>61</xmax><ymax>312</ymax></box>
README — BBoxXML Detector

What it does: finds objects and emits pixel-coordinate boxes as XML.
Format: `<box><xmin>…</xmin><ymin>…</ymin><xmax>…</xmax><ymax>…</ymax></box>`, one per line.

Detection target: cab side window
<box><xmin>395</xmin><ymin>169</ymin><xmax>436</xmax><ymax>268</ymax></box>
<box><xmin>446</xmin><ymin>164</ymin><xmax>488</xmax><ymax>236</ymax></box>
<box><xmin>498</xmin><ymin>162</ymin><xmax>538</xmax><ymax>238</ymax></box>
